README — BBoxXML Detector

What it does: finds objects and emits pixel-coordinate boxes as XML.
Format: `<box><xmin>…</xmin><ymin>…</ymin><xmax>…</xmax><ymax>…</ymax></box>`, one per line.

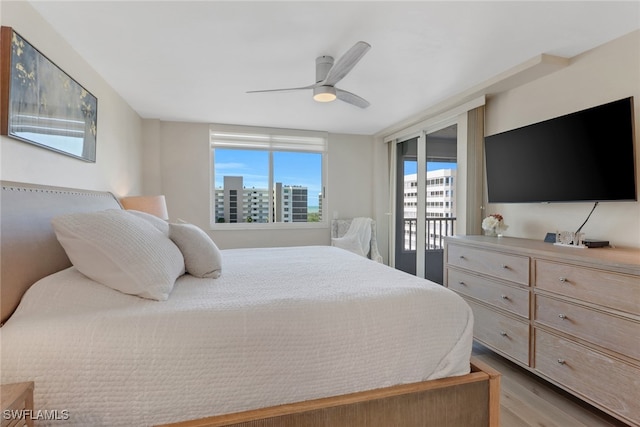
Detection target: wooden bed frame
<box><xmin>0</xmin><ymin>181</ymin><xmax>500</xmax><ymax>427</ymax></box>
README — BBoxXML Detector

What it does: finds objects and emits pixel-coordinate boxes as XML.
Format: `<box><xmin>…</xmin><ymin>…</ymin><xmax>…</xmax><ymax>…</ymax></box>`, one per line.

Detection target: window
<box><xmin>210</xmin><ymin>125</ymin><xmax>327</xmax><ymax>227</ymax></box>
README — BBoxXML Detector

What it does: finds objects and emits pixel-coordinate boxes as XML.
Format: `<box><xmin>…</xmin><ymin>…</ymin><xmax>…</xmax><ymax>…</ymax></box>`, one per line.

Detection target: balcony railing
<box><xmin>403</xmin><ymin>217</ymin><xmax>456</xmax><ymax>251</ymax></box>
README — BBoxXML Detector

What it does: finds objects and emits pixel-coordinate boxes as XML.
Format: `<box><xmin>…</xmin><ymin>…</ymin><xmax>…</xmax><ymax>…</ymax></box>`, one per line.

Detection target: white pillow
<box><xmin>168</xmin><ymin>222</ymin><xmax>222</xmax><ymax>278</ymax></box>
<box><xmin>127</xmin><ymin>209</ymin><xmax>169</xmax><ymax>236</ymax></box>
<box><xmin>51</xmin><ymin>209</ymin><xmax>185</xmax><ymax>300</ymax></box>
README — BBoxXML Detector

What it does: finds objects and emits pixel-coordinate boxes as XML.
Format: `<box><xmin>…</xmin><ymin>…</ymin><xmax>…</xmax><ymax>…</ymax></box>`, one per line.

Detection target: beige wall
<box><xmin>144</xmin><ymin>120</ymin><xmax>375</xmax><ymax>249</ymax></box>
<box><xmin>485</xmin><ymin>30</ymin><xmax>640</xmax><ymax>248</ymax></box>
<box><xmin>4</xmin><ymin>0</ymin><xmax>637</xmax><ymax>251</ymax></box>
<box><xmin>0</xmin><ymin>1</ymin><xmax>143</xmax><ymax>195</ymax></box>
<box><xmin>1</xmin><ymin>2</ymin><xmax>377</xmax><ymax>251</ymax></box>
<box><xmin>373</xmin><ymin>30</ymin><xmax>640</xmax><ymax>254</ymax></box>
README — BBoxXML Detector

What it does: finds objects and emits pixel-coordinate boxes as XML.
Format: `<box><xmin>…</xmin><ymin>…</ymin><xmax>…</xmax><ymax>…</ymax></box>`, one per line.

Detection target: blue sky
<box><xmin>404</xmin><ymin>161</ymin><xmax>457</xmax><ymax>175</ymax></box>
<box><xmin>214</xmin><ymin>149</ymin><xmax>323</xmax><ymax>205</ymax></box>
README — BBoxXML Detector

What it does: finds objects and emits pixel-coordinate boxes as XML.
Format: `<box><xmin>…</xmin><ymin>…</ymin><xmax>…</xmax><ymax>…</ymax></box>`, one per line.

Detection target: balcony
<box><xmin>401</xmin><ymin>217</ymin><xmax>456</xmax><ymax>284</ymax></box>
<box><xmin>403</xmin><ymin>217</ymin><xmax>456</xmax><ymax>251</ymax></box>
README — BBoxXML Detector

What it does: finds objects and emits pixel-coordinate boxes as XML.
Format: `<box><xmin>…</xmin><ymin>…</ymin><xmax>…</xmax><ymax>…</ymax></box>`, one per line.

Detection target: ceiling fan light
<box><xmin>313</xmin><ymin>86</ymin><xmax>337</xmax><ymax>103</ymax></box>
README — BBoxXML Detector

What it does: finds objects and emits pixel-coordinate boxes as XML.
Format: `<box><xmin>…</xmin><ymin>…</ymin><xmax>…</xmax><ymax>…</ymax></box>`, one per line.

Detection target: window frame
<box><xmin>209</xmin><ymin>124</ymin><xmax>328</xmax><ymax>230</ymax></box>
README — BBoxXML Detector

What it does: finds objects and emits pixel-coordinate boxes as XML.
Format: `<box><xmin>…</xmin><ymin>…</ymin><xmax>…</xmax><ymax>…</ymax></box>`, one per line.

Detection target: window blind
<box><xmin>210</xmin><ymin>125</ymin><xmax>327</xmax><ymax>152</ymax></box>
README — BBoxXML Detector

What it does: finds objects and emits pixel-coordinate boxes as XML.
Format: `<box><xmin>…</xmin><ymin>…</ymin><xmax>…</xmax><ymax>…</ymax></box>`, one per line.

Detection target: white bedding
<box><xmin>0</xmin><ymin>246</ymin><xmax>473</xmax><ymax>426</ymax></box>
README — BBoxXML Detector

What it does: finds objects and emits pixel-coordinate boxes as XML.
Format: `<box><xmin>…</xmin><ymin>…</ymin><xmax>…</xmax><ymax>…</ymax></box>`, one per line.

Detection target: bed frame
<box><xmin>0</xmin><ymin>180</ymin><xmax>500</xmax><ymax>427</ymax></box>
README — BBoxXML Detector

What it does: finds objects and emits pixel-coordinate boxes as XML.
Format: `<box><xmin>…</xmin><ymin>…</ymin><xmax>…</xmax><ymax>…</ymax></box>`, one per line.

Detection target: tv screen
<box><xmin>485</xmin><ymin>97</ymin><xmax>637</xmax><ymax>203</ymax></box>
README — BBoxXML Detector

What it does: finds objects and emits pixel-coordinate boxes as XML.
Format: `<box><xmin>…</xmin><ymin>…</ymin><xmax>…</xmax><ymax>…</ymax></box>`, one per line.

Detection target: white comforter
<box><xmin>0</xmin><ymin>246</ymin><xmax>473</xmax><ymax>426</ymax></box>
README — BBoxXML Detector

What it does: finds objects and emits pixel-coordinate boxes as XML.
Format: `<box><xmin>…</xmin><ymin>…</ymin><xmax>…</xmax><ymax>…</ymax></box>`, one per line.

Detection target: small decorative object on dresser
<box><xmin>481</xmin><ymin>213</ymin><xmax>508</xmax><ymax>236</ymax></box>
<box><xmin>1</xmin><ymin>382</ymin><xmax>34</xmax><ymax>427</ymax></box>
<box><xmin>444</xmin><ymin>235</ymin><xmax>640</xmax><ymax>427</ymax></box>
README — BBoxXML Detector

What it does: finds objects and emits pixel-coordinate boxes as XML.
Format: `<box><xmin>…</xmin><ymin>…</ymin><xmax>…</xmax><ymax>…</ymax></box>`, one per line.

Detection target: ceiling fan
<box><xmin>247</xmin><ymin>41</ymin><xmax>371</xmax><ymax>108</ymax></box>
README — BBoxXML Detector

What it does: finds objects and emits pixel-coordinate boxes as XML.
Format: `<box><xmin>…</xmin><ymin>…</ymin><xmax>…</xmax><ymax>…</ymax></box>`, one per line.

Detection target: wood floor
<box><xmin>471</xmin><ymin>342</ymin><xmax>630</xmax><ymax>427</ymax></box>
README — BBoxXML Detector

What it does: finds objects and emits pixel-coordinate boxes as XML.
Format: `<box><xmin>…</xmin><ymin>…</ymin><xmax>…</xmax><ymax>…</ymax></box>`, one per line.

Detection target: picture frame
<box><xmin>1</xmin><ymin>26</ymin><xmax>97</xmax><ymax>162</ymax></box>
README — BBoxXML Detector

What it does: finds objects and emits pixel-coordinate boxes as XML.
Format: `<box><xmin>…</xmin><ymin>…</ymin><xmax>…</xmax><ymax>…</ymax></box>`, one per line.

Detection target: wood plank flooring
<box><xmin>471</xmin><ymin>342</ymin><xmax>630</xmax><ymax>427</ymax></box>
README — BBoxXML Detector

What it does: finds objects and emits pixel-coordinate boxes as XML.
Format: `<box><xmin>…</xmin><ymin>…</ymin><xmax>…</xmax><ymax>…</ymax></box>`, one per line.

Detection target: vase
<box><xmin>484</xmin><ymin>228</ymin><xmax>498</xmax><ymax>237</ymax></box>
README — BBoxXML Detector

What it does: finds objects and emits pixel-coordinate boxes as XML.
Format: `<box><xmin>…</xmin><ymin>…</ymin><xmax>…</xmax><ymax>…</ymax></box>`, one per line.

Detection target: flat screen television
<box><xmin>485</xmin><ymin>97</ymin><xmax>637</xmax><ymax>203</ymax></box>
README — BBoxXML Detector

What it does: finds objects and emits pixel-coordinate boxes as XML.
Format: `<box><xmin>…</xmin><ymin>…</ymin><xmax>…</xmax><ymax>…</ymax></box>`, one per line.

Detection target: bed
<box><xmin>0</xmin><ymin>181</ymin><xmax>500</xmax><ymax>426</ymax></box>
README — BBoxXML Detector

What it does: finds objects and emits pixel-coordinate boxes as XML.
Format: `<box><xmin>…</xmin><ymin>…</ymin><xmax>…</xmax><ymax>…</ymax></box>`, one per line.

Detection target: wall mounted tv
<box><xmin>485</xmin><ymin>97</ymin><xmax>636</xmax><ymax>203</ymax></box>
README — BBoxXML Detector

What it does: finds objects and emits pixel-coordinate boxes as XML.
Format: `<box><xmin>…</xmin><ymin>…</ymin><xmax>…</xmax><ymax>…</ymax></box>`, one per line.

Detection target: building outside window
<box><xmin>211</xmin><ymin>125</ymin><xmax>327</xmax><ymax>227</ymax></box>
<box><xmin>403</xmin><ymin>168</ymin><xmax>456</xmax><ymax>249</ymax></box>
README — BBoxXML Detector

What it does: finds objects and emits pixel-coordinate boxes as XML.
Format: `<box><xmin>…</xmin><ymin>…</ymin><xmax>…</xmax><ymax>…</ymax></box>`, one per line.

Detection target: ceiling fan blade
<box><xmin>336</xmin><ymin>88</ymin><xmax>370</xmax><ymax>109</ymax></box>
<box><xmin>247</xmin><ymin>83</ymin><xmax>318</xmax><ymax>94</ymax></box>
<box><xmin>322</xmin><ymin>41</ymin><xmax>371</xmax><ymax>87</ymax></box>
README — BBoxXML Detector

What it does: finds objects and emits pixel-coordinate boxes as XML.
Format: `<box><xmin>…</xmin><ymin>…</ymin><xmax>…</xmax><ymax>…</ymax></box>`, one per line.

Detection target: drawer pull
<box><xmin>499</xmin><ymin>331</ymin><xmax>508</xmax><ymax>337</ymax></box>
<box><xmin>458</xmin><ymin>281</ymin><xmax>466</xmax><ymax>286</ymax></box>
<box><xmin>501</xmin><ymin>264</ymin><xmax>509</xmax><ymax>269</ymax></box>
<box><xmin>559</xmin><ymin>277</ymin><xmax>568</xmax><ymax>283</ymax></box>
<box><xmin>500</xmin><ymin>294</ymin><xmax>509</xmax><ymax>300</ymax></box>
<box><xmin>459</xmin><ymin>255</ymin><xmax>466</xmax><ymax>260</ymax></box>
<box><xmin>557</xmin><ymin>359</ymin><xmax>566</xmax><ymax>365</ymax></box>
<box><xmin>558</xmin><ymin>314</ymin><xmax>567</xmax><ymax>320</ymax></box>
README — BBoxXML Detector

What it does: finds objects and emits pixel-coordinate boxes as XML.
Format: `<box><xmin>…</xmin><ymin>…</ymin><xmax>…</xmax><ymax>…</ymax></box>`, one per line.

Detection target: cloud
<box><xmin>216</xmin><ymin>162</ymin><xmax>246</xmax><ymax>170</ymax></box>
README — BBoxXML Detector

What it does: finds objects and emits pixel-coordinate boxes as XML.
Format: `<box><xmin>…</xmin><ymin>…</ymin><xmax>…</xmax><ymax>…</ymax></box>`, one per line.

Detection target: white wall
<box><xmin>143</xmin><ymin>120</ymin><xmax>375</xmax><ymax>249</ymax></box>
<box><xmin>326</xmin><ymin>133</ymin><xmax>375</xmax><ymax>220</ymax></box>
<box><xmin>373</xmin><ymin>30</ymin><xmax>640</xmax><ymax>254</ymax></box>
<box><xmin>485</xmin><ymin>30</ymin><xmax>640</xmax><ymax>248</ymax></box>
<box><xmin>0</xmin><ymin>1</ymin><xmax>143</xmax><ymax>195</ymax></box>
<box><xmin>372</xmin><ymin>137</ymin><xmax>390</xmax><ymax>262</ymax></box>
<box><xmin>7</xmin><ymin>0</ymin><xmax>635</xmax><ymax>251</ymax></box>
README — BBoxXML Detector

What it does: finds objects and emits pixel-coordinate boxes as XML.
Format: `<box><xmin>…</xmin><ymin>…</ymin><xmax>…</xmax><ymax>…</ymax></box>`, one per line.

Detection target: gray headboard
<box><xmin>1</xmin><ymin>181</ymin><xmax>122</xmax><ymax>325</ymax></box>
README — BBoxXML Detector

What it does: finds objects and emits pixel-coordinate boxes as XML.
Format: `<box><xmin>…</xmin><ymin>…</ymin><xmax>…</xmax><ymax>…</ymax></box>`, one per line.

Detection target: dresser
<box><xmin>444</xmin><ymin>235</ymin><xmax>640</xmax><ymax>426</ymax></box>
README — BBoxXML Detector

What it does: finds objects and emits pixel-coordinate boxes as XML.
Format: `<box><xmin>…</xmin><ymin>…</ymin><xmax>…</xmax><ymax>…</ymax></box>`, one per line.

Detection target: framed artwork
<box><xmin>1</xmin><ymin>26</ymin><xmax>97</xmax><ymax>162</ymax></box>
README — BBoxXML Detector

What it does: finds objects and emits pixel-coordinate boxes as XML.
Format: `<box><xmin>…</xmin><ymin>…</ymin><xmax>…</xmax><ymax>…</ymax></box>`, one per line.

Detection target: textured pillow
<box><xmin>127</xmin><ymin>209</ymin><xmax>170</xmax><ymax>236</ymax></box>
<box><xmin>51</xmin><ymin>209</ymin><xmax>185</xmax><ymax>300</ymax></box>
<box><xmin>168</xmin><ymin>222</ymin><xmax>222</xmax><ymax>278</ymax></box>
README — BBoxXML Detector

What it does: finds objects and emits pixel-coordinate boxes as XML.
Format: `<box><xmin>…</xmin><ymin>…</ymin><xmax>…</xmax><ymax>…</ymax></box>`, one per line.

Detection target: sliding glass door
<box><xmin>389</xmin><ymin>101</ymin><xmax>485</xmax><ymax>281</ymax></box>
<box><xmin>394</xmin><ymin>124</ymin><xmax>458</xmax><ymax>283</ymax></box>
<box><xmin>424</xmin><ymin>124</ymin><xmax>457</xmax><ymax>284</ymax></box>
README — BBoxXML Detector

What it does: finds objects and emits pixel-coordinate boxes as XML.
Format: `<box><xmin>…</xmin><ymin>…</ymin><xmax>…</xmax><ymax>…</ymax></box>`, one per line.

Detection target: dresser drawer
<box><xmin>466</xmin><ymin>299</ymin><xmax>529</xmax><ymax>365</ymax></box>
<box><xmin>535</xmin><ymin>259</ymin><xmax>639</xmax><ymax>315</ymax></box>
<box><xmin>448</xmin><ymin>268</ymin><xmax>529</xmax><ymax>318</ymax></box>
<box><xmin>535</xmin><ymin>329</ymin><xmax>640</xmax><ymax>425</ymax></box>
<box><xmin>447</xmin><ymin>244</ymin><xmax>529</xmax><ymax>285</ymax></box>
<box><xmin>535</xmin><ymin>295</ymin><xmax>640</xmax><ymax>360</ymax></box>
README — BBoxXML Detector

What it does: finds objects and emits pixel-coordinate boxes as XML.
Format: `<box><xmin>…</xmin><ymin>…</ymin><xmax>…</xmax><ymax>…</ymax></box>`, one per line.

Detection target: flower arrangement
<box><xmin>482</xmin><ymin>213</ymin><xmax>508</xmax><ymax>236</ymax></box>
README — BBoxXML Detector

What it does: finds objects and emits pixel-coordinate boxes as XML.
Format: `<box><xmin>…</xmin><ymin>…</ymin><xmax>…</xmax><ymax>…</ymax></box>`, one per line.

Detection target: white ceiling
<box><xmin>27</xmin><ymin>1</ymin><xmax>640</xmax><ymax>136</ymax></box>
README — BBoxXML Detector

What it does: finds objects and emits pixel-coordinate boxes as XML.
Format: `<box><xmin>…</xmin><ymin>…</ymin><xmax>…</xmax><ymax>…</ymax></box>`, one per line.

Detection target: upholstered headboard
<box><xmin>0</xmin><ymin>181</ymin><xmax>122</xmax><ymax>325</ymax></box>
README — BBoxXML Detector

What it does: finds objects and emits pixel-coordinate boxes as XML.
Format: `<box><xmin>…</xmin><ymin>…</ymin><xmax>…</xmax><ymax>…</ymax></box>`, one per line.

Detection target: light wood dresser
<box><xmin>444</xmin><ymin>235</ymin><xmax>640</xmax><ymax>426</ymax></box>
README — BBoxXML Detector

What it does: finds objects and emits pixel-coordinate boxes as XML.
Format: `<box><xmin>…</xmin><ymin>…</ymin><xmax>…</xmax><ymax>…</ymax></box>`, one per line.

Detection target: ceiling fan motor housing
<box><xmin>315</xmin><ymin>56</ymin><xmax>334</xmax><ymax>83</ymax></box>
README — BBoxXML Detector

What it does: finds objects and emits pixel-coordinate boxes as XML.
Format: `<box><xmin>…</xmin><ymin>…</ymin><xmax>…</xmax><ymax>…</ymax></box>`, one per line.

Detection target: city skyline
<box><xmin>214</xmin><ymin>149</ymin><xmax>323</xmax><ymax>206</ymax></box>
<box><xmin>214</xmin><ymin>150</ymin><xmax>457</xmax><ymax>208</ymax></box>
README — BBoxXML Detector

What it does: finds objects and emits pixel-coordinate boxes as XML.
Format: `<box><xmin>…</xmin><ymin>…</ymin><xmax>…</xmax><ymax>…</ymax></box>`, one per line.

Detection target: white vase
<box><xmin>484</xmin><ymin>223</ymin><xmax>508</xmax><ymax>237</ymax></box>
